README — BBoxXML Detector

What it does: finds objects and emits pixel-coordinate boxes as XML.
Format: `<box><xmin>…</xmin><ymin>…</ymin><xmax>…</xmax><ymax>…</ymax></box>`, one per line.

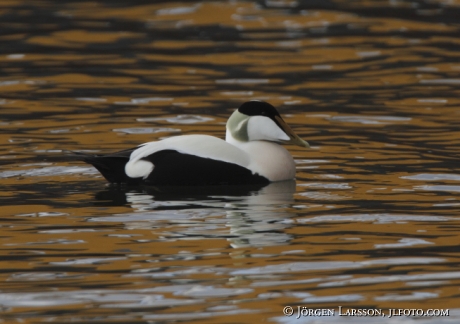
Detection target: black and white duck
<box><xmin>81</xmin><ymin>100</ymin><xmax>309</xmax><ymax>186</ymax></box>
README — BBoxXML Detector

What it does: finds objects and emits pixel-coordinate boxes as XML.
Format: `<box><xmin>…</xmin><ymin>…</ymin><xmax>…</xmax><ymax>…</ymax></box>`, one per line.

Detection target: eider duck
<box><xmin>82</xmin><ymin>100</ymin><xmax>309</xmax><ymax>186</ymax></box>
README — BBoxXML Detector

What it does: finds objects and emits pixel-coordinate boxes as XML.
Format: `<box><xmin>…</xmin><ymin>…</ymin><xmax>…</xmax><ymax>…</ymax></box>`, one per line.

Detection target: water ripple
<box><xmin>0</xmin><ymin>166</ymin><xmax>97</xmax><ymax>178</ymax></box>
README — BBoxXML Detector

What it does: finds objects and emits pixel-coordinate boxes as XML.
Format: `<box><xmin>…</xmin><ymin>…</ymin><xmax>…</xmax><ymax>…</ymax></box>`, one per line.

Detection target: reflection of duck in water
<box><xmin>81</xmin><ymin>101</ymin><xmax>309</xmax><ymax>186</ymax></box>
<box><xmin>224</xmin><ymin>180</ymin><xmax>297</xmax><ymax>247</ymax></box>
<box><xmin>95</xmin><ymin>179</ymin><xmax>296</xmax><ymax>207</ymax></box>
<box><xmin>92</xmin><ymin>180</ymin><xmax>297</xmax><ymax>248</ymax></box>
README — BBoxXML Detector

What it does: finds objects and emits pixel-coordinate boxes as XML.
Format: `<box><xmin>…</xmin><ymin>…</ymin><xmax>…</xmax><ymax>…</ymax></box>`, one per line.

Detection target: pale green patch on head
<box><xmin>226</xmin><ymin>110</ymin><xmax>249</xmax><ymax>142</ymax></box>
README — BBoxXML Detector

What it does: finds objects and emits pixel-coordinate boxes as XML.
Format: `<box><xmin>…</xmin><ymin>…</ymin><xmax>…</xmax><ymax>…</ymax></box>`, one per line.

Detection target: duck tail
<box><xmin>72</xmin><ymin>150</ymin><xmax>140</xmax><ymax>184</ymax></box>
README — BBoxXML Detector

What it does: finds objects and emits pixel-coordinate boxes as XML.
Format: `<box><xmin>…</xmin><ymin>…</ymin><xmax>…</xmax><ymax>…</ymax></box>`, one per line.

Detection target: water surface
<box><xmin>1</xmin><ymin>0</ymin><xmax>460</xmax><ymax>323</ymax></box>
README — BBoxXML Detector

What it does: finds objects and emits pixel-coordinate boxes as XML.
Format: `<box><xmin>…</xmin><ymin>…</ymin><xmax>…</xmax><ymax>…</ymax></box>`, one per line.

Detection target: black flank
<box><xmin>142</xmin><ymin>150</ymin><xmax>269</xmax><ymax>186</ymax></box>
<box><xmin>80</xmin><ymin>149</ymin><xmax>269</xmax><ymax>186</ymax></box>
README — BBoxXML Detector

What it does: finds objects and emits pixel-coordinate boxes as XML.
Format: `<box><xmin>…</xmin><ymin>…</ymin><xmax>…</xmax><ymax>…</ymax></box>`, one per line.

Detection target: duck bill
<box><xmin>275</xmin><ymin>116</ymin><xmax>310</xmax><ymax>148</ymax></box>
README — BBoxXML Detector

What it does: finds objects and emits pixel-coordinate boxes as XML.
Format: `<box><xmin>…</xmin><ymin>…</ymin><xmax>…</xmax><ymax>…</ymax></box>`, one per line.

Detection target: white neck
<box><xmin>226</xmin><ymin>128</ymin><xmax>296</xmax><ymax>182</ymax></box>
<box><xmin>226</xmin><ymin>129</ymin><xmax>245</xmax><ymax>147</ymax></box>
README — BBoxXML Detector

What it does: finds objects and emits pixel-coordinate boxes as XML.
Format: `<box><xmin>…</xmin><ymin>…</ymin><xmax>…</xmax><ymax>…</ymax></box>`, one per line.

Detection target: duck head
<box><xmin>226</xmin><ymin>100</ymin><xmax>309</xmax><ymax>148</ymax></box>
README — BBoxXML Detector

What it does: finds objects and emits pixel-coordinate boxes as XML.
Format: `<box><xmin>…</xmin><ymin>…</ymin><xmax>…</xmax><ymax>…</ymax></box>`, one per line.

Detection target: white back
<box><xmin>125</xmin><ymin>135</ymin><xmax>250</xmax><ymax>179</ymax></box>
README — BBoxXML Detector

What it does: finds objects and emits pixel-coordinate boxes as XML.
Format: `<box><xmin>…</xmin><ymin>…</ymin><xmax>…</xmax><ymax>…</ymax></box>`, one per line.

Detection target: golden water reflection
<box><xmin>1</xmin><ymin>0</ymin><xmax>460</xmax><ymax>323</ymax></box>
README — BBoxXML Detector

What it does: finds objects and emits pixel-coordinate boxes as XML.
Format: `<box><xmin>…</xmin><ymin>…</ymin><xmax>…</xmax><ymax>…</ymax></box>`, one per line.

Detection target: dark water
<box><xmin>1</xmin><ymin>0</ymin><xmax>460</xmax><ymax>323</ymax></box>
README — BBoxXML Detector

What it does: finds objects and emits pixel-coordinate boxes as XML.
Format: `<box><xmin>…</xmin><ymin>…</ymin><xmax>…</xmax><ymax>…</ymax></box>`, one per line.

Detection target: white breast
<box><xmin>238</xmin><ymin>141</ymin><xmax>296</xmax><ymax>181</ymax></box>
<box><xmin>226</xmin><ymin>130</ymin><xmax>296</xmax><ymax>181</ymax></box>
